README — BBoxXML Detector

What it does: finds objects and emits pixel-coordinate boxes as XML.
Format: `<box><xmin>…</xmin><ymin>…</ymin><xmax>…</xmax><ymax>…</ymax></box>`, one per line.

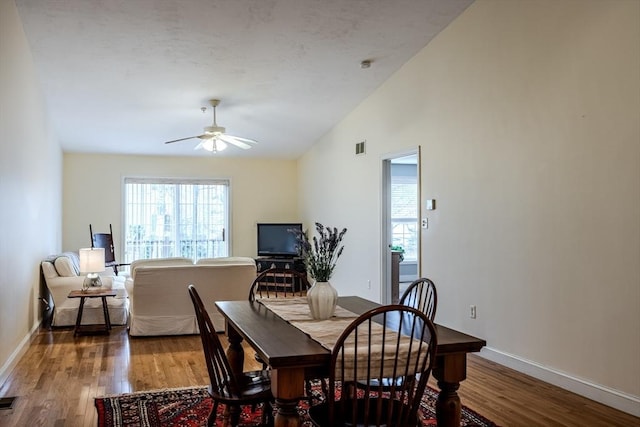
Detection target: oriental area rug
<box><xmin>95</xmin><ymin>383</ymin><xmax>498</xmax><ymax>427</ymax></box>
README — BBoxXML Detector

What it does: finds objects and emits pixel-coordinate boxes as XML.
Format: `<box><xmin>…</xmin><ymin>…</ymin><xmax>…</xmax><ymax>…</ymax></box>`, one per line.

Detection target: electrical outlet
<box><xmin>470</xmin><ymin>305</ymin><xmax>477</xmax><ymax>319</ymax></box>
<box><xmin>421</xmin><ymin>218</ymin><xmax>428</xmax><ymax>229</ymax></box>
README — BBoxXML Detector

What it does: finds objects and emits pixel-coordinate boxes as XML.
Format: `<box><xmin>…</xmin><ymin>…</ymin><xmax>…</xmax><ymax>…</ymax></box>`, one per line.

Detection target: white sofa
<box><xmin>41</xmin><ymin>252</ymin><xmax>129</xmax><ymax>327</ymax></box>
<box><xmin>124</xmin><ymin>257</ymin><xmax>257</xmax><ymax>336</ymax></box>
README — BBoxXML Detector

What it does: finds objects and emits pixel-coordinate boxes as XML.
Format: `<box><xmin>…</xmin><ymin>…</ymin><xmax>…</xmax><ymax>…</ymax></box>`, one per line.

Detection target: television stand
<box><xmin>254</xmin><ymin>257</ymin><xmax>308</xmax><ymax>291</ymax></box>
<box><xmin>255</xmin><ymin>257</ymin><xmax>304</xmax><ymax>273</ymax></box>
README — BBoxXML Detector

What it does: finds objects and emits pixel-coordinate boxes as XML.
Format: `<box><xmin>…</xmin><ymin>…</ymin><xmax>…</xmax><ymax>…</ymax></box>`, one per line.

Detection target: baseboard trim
<box><xmin>479</xmin><ymin>347</ymin><xmax>640</xmax><ymax>417</ymax></box>
<box><xmin>0</xmin><ymin>320</ymin><xmax>41</xmax><ymax>389</ymax></box>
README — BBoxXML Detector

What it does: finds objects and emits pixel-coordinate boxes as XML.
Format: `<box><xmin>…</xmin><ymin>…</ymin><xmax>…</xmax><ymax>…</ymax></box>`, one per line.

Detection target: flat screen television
<box><xmin>257</xmin><ymin>223</ymin><xmax>303</xmax><ymax>258</ymax></box>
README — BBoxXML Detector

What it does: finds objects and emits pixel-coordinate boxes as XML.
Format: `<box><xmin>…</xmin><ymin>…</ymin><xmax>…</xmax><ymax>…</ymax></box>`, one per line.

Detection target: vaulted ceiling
<box><xmin>15</xmin><ymin>0</ymin><xmax>473</xmax><ymax>158</ymax></box>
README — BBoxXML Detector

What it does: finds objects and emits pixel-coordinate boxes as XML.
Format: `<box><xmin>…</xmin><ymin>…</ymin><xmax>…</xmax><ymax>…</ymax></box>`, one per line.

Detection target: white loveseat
<box><xmin>41</xmin><ymin>252</ymin><xmax>129</xmax><ymax>327</ymax></box>
<box><xmin>124</xmin><ymin>257</ymin><xmax>256</xmax><ymax>336</ymax></box>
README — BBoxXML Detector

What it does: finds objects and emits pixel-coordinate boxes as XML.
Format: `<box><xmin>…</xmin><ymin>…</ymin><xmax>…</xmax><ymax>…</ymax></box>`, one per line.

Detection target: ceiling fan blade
<box><xmin>224</xmin><ymin>134</ymin><xmax>257</xmax><ymax>145</ymax></box>
<box><xmin>164</xmin><ymin>135</ymin><xmax>202</xmax><ymax>144</ymax></box>
<box><xmin>218</xmin><ymin>134</ymin><xmax>256</xmax><ymax>149</ymax></box>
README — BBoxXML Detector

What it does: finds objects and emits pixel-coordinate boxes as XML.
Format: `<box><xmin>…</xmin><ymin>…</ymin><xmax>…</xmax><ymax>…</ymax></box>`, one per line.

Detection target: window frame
<box><xmin>122</xmin><ymin>176</ymin><xmax>231</xmax><ymax>263</ymax></box>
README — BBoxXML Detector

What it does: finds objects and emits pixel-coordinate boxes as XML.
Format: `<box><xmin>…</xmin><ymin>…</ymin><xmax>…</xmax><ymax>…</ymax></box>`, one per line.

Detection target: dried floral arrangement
<box><xmin>290</xmin><ymin>222</ymin><xmax>347</xmax><ymax>282</ymax></box>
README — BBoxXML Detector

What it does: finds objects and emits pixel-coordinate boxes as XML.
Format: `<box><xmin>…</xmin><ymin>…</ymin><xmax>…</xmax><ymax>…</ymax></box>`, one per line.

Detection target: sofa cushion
<box><xmin>41</xmin><ymin>261</ymin><xmax>58</xmax><ymax>280</ymax></box>
<box><xmin>129</xmin><ymin>257</ymin><xmax>193</xmax><ymax>280</ymax></box>
<box><xmin>196</xmin><ymin>256</ymin><xmax>256</xmax><ymax>266</ymax></box>
<box><xmin>53</xmin><ymin>252</ymin><xmax>80</xmax><ymax>277</ymax></box>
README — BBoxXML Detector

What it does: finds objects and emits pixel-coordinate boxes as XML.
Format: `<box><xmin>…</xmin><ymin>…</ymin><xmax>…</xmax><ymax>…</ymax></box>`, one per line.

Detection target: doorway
<box><xmin>381</xmin><ymin>148</ymin><xmax>421</xmax><ymax>304</ymax></box>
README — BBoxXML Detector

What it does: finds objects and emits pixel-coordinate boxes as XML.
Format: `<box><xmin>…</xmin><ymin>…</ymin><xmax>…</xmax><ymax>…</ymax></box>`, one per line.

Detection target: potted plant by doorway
<box><xmin>391</xmin><ymin>245</ymin><xmax>405</xmax><ymax>262</ymax></box>
<box><xmin>291</xmin><ymin>222</ymin><xmax>347</xmax><ymax>320</ymax></box>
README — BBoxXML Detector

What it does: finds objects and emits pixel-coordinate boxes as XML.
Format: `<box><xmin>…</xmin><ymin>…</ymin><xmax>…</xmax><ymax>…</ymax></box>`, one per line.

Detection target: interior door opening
<box><xmin>381</xmin><ymin>149</ymin><xmax>420</xmax><ymax>304</ymax></box>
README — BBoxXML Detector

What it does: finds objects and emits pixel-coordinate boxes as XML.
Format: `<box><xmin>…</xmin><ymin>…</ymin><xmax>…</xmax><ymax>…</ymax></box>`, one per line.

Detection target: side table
<box><xmin>68</xmin><ymin>289</ymin><xmax>117</xmax><ymax>336</ymax></box>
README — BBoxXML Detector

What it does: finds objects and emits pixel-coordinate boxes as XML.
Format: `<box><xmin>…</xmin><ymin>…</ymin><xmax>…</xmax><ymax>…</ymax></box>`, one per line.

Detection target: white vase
<box><xmin>307</xmin><ymin>280</ymin><xmax>338</xmax><ymax>320</ymax></box>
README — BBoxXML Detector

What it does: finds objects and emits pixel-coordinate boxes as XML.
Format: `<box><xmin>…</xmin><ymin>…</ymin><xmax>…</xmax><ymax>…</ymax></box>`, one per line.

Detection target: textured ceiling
<box><xmin>15</xmin><ymin>0</ymin><xmax>473</xmax><ymax>158</ymax></box>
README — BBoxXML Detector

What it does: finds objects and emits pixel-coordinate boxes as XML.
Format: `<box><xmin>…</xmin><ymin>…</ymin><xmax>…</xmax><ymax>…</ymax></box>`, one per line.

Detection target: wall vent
<box><xmin>355</xmin><ymin>141</ymin><xmax>366</xmax><ymax>155</ymax></box>
<box><xmin>0</xmin><ymin>397</ymin><xmax>16</xmax><ymax>410</ymax></box>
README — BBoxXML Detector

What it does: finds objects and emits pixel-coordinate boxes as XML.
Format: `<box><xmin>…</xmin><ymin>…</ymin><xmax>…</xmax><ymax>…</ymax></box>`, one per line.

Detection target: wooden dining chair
<box><xmin>400</xmin><ymin>277</ymin><xmax>437</xmax><ymax>321</ymax></box>
<box><xmin>248</xmin><ymin>267</ymin><xmax>310</xmax><ymax>302</ymax></box>
<box><xmin>355</xmin><ymin>278</ymin><xmax>438</xmax><ymax>394</ymax></box>
<box><xmin>188</xmin><ymin>284</ymin><xmax>274</xmax><ymax>427</ymax></box>
<box><xmin>248</xmin><ymin>267</ymin><xmax>326</xmax><ymax>403</ymax></box>
<box><xmin>308</xmin><ymin>304</ymin><xmax>437</xmax><ymax>427</ymax></box>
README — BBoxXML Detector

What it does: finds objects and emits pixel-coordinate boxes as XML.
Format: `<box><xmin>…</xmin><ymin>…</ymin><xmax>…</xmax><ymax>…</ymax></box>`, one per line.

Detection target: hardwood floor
<box><xmin>0</xmin><ymin>325</ymin><xmax>637</xmax><ymax>426</ymax></box>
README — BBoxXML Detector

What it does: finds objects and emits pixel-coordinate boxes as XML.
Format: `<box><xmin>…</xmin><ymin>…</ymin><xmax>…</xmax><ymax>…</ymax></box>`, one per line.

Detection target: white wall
<box><xmin>3</xmin><ymin>0</ymin><xmax>638</xmax><ymax>415</ymax></box>
<box><xmin>0</xmin><ymin>0</ymin><xmax>62</xmax><ymax>384</ymax></box>
<box><xmin>63</xmin><ymin>154</ymin><xmax>299</xmax><ymax>258</ymax></box>
<box><xmin>299</xmin><ymin>0</ymin><xmax>639</xmax><ymax>413</ymax></box>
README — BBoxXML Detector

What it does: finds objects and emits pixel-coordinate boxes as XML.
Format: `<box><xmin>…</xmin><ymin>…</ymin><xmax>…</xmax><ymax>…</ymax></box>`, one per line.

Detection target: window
<box><xmin>123</xmin><ymin>178</ymin><xmax>229</xmax><ymax>262</ymax></box>
<box><xmin>391</xmin><ymin>164</ymin><xmax>418</xmax><ymax>262</ymax></box>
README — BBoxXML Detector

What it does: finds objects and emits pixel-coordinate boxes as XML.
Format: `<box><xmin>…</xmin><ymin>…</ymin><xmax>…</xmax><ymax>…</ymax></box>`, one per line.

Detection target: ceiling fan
<box><xmin>164</xmin><ymin>99</ymin><xmax>257</xmax><ymax>152</ymax></box>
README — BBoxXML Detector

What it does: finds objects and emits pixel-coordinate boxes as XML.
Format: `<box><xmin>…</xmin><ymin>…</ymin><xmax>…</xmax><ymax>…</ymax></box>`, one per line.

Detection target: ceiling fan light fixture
<box><xmin>216</xmin><ymin>140</ymin><xmax>228</xmax><ymax>151</ymax></box>
<box><xmin>205</xmin><ymin>125</ymin><xmax>225</xmax><ymax>135</ymax></box>
<box><xmin>202</xmin><ymin>138</ymin><xmax>227</xmax><ymax>152</ymax></box>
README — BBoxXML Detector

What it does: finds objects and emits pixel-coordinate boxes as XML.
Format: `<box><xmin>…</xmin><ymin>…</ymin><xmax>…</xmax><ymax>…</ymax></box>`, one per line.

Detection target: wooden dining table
<box><xmin>215</xmin><ymin>296</ymin><xmax>486</xmax><ymax>427</ymax></box>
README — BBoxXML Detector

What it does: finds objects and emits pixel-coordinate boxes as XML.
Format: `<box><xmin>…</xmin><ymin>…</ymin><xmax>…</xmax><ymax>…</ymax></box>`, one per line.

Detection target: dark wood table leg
<box><xmin>101</xmin><ymin>296</ymin><xmax>112</xmax><ymax>332</ymax></box>
<box><xmin>222</xmin><ymin>324</ymin><xmax>246</xmax><ymax>425</ymax></box>
<box><xmin>432</xmin><ymin>353</ymin><xmax>466</xmax><ymax>427</ymax></box>
<box><xmin>271</xmin><ymin>368</ymin><xmax>304</xmax><ymax>427</ymax></box>
<box><xmin>224</xmin><ymin>322</ymin><xmax>245</xmax><ymax>377</ymax></box>
<box><xmin>74</xmin><ymin>297</ymin><xmax>86</xmax><ymax>337</ymax></box>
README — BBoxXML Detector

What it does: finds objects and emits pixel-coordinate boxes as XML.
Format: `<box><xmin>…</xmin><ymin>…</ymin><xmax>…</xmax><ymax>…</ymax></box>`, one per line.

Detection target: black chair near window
<box><xmin>307</xmin><ymin>304</ymin><xmax>438</xmax><ymax>427</ymax></box>
<box><xmin>89</xmin><ymin>224</ymin><xmax>129</xmax><ymax>275</ymax></box>
<box><xmin>188</xmin><ymin>284</ymin><xmax>274</xmax><ymax>427</ymax></box>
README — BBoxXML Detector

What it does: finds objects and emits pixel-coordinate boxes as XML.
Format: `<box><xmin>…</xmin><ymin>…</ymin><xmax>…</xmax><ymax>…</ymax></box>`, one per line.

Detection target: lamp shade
<box><xmin>79</xmin><ymin>247</ymin><xmax>105</xmax><ymax>273</ymax></box>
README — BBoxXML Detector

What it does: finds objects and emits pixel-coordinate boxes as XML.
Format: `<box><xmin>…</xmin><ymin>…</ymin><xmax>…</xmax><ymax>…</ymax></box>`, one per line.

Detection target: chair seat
<box><xmin>308</xmin><ymin>398</ymin><xmax>419</xmax><ymax>427</ymax></box>
<box><xmin>356</xmin><ymin>374</ymin><xmax>415</xmax><ymax>389</ymax></box>
<box><xmin>209</xmin><ymin>369</ymin><xmax>273</xmax><ymax>402</ymax></box>
<box><xmin>238</xmin><ymin>370</ymin><xmax>272</xmax><ymax>399</ymax></box>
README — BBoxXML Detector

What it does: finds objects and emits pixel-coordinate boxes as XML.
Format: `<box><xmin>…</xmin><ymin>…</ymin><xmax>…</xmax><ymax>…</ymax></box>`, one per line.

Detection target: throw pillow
<box><xmin>53</xmin><ymin>252</ymin><xmax>80</xmax><ymax>277</ymax></box>
<box><xmin>54</xmin><ymin>257</ymin><xmax>77</xmax><ymax>277</ymax></box>
<box><xmin>41</xmin><ymin>261</ymin><xmax>58</xmax><ymax>280</ymax></box>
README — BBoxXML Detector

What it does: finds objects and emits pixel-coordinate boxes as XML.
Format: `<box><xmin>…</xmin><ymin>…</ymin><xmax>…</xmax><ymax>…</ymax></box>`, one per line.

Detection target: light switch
<box><xmin>426</xmin><ymin>199</ymin><xmax>436</xmax><ymax>210</ymax></box>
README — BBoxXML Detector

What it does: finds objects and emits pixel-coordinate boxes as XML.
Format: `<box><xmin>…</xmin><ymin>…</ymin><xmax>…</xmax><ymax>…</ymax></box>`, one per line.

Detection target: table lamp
<box><xmin>79</xmin><ymin>247</ymin><xmax>105</xmax><ymax>291</ymax></box>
